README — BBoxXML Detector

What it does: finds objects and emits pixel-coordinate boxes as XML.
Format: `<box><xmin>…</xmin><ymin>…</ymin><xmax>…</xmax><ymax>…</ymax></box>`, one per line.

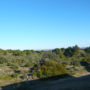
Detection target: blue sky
<box><xmin>0</xmin><ymin>0</ymin><xmax>90</xmax><ymax>50</ymax></box>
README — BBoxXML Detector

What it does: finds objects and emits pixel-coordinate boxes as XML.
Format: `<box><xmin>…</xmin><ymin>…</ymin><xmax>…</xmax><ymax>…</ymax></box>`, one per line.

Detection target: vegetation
<box><xmin>32</xmin><ymin>60</ymin><xmax>66</xmax><ymax>78</ymax></box>
<box><xmin>0</xmin><ymin>45</ymin><xmax>90</xmax><ymax>86</ymax></box>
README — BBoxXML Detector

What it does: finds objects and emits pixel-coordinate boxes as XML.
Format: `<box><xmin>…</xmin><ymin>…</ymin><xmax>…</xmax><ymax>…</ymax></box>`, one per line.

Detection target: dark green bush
<box><xmin>11</xmin><ymin>73</ymin><xmax>18</xmax><ymax>78</ymax></box>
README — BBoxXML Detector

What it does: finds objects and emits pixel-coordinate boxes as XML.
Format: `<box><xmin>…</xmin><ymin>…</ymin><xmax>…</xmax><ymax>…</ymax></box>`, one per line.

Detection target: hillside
<box><xmin>0</xmin><ymin>45</ymin><xmax>90</xmax><ymax>89</ymax></box>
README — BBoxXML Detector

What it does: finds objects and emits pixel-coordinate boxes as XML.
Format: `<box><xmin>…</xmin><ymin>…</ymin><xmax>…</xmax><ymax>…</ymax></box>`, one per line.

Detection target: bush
<box><xmin>7</xmin><ymin>62</ymin><xmax>13</xmax><ymax>66</ymax></box>
<box><xmin>0</xmin><ymin>57</ymin><xmax>7</xmax><ymax>64</ymax></box>
<box><xmin>0</xmin><ymin>75</ymin><xmax>12</xmax><ymax>80</ymax></box>
<box><xmin>24</xmin><ymin>62</ymin><xmax>33</xmax><ymax>67</ymax></box>
<box><xmin>10</xmin><ymin>64</ymin><xmax>19</xmax><ymax>70</ymax></box>
<box><xmin>11</xmin><ymin>73</ymin><xmax>18</xmax><ymax>78</ymax></box>
<box><xmin>32</xmin><ymin>61</ymin><xmax>66</xmax><ymax>78</ymax></box>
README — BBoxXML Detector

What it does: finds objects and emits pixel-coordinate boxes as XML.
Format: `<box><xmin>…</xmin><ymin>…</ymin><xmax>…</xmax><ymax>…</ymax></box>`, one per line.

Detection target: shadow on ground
<box><xmin>1</xmin><ymin>74</ymin><xmax>90</xmax><ymax>90</ymax></box>
<box><xmin>1</xmin><ymin>74</ymin><xmax>72</xmax><ymax>90</ymax></box>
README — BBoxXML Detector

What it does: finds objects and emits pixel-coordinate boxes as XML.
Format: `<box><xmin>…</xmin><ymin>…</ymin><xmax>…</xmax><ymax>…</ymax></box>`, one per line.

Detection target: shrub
<box><xmin>0</xmin><ymin>57</ymin><xmax>7</xmax><ymax>64</ymax></box>
<box><xmin>24</xmin><ymin>62</ymin><xmax>33</xmax><ymax>67</ymax></box>
<box><xmin>32</xmin><ymin>61</ymin><xmax>66</xmax><ymax>78</ymax></box>
<box><xmin>10</xmin><ymin>64</ymin><xmax>19</xmax><ymax>70</ymax></box>
<box><xmin>11</xmin><ymin>73</ymin><xmax>18</xmax><ymax>78</ymax></box>
<box><xmin>0</xmin><ymin>75</ymin><xmax>12</xmax><ymax>80</ymax></box>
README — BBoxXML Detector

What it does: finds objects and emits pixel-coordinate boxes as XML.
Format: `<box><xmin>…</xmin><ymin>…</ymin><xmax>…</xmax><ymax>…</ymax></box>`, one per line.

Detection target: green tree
<box><xmin>85</xmin><ymin>47</ymin><xmax>90</xmax><ymax>53</ymax></box>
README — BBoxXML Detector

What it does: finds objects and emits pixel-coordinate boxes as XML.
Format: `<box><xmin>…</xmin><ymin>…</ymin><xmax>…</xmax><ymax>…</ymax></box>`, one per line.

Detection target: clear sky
<box><xmin>0</xmin><ymin>0</ymin><xmax>90</xmax><ymax>50</ymax></box>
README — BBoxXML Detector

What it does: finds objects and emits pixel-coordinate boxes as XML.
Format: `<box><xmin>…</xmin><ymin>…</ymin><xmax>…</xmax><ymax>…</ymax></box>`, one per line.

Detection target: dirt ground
<box><xmin>29</xmin><ymin>75</ymin><xmax>90</xmax><ymax>90</ymax></box>
<box><xmin>1</xmin><ymin>74</ymin><xmax>90</xmax><ymax>90</ymax></box>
